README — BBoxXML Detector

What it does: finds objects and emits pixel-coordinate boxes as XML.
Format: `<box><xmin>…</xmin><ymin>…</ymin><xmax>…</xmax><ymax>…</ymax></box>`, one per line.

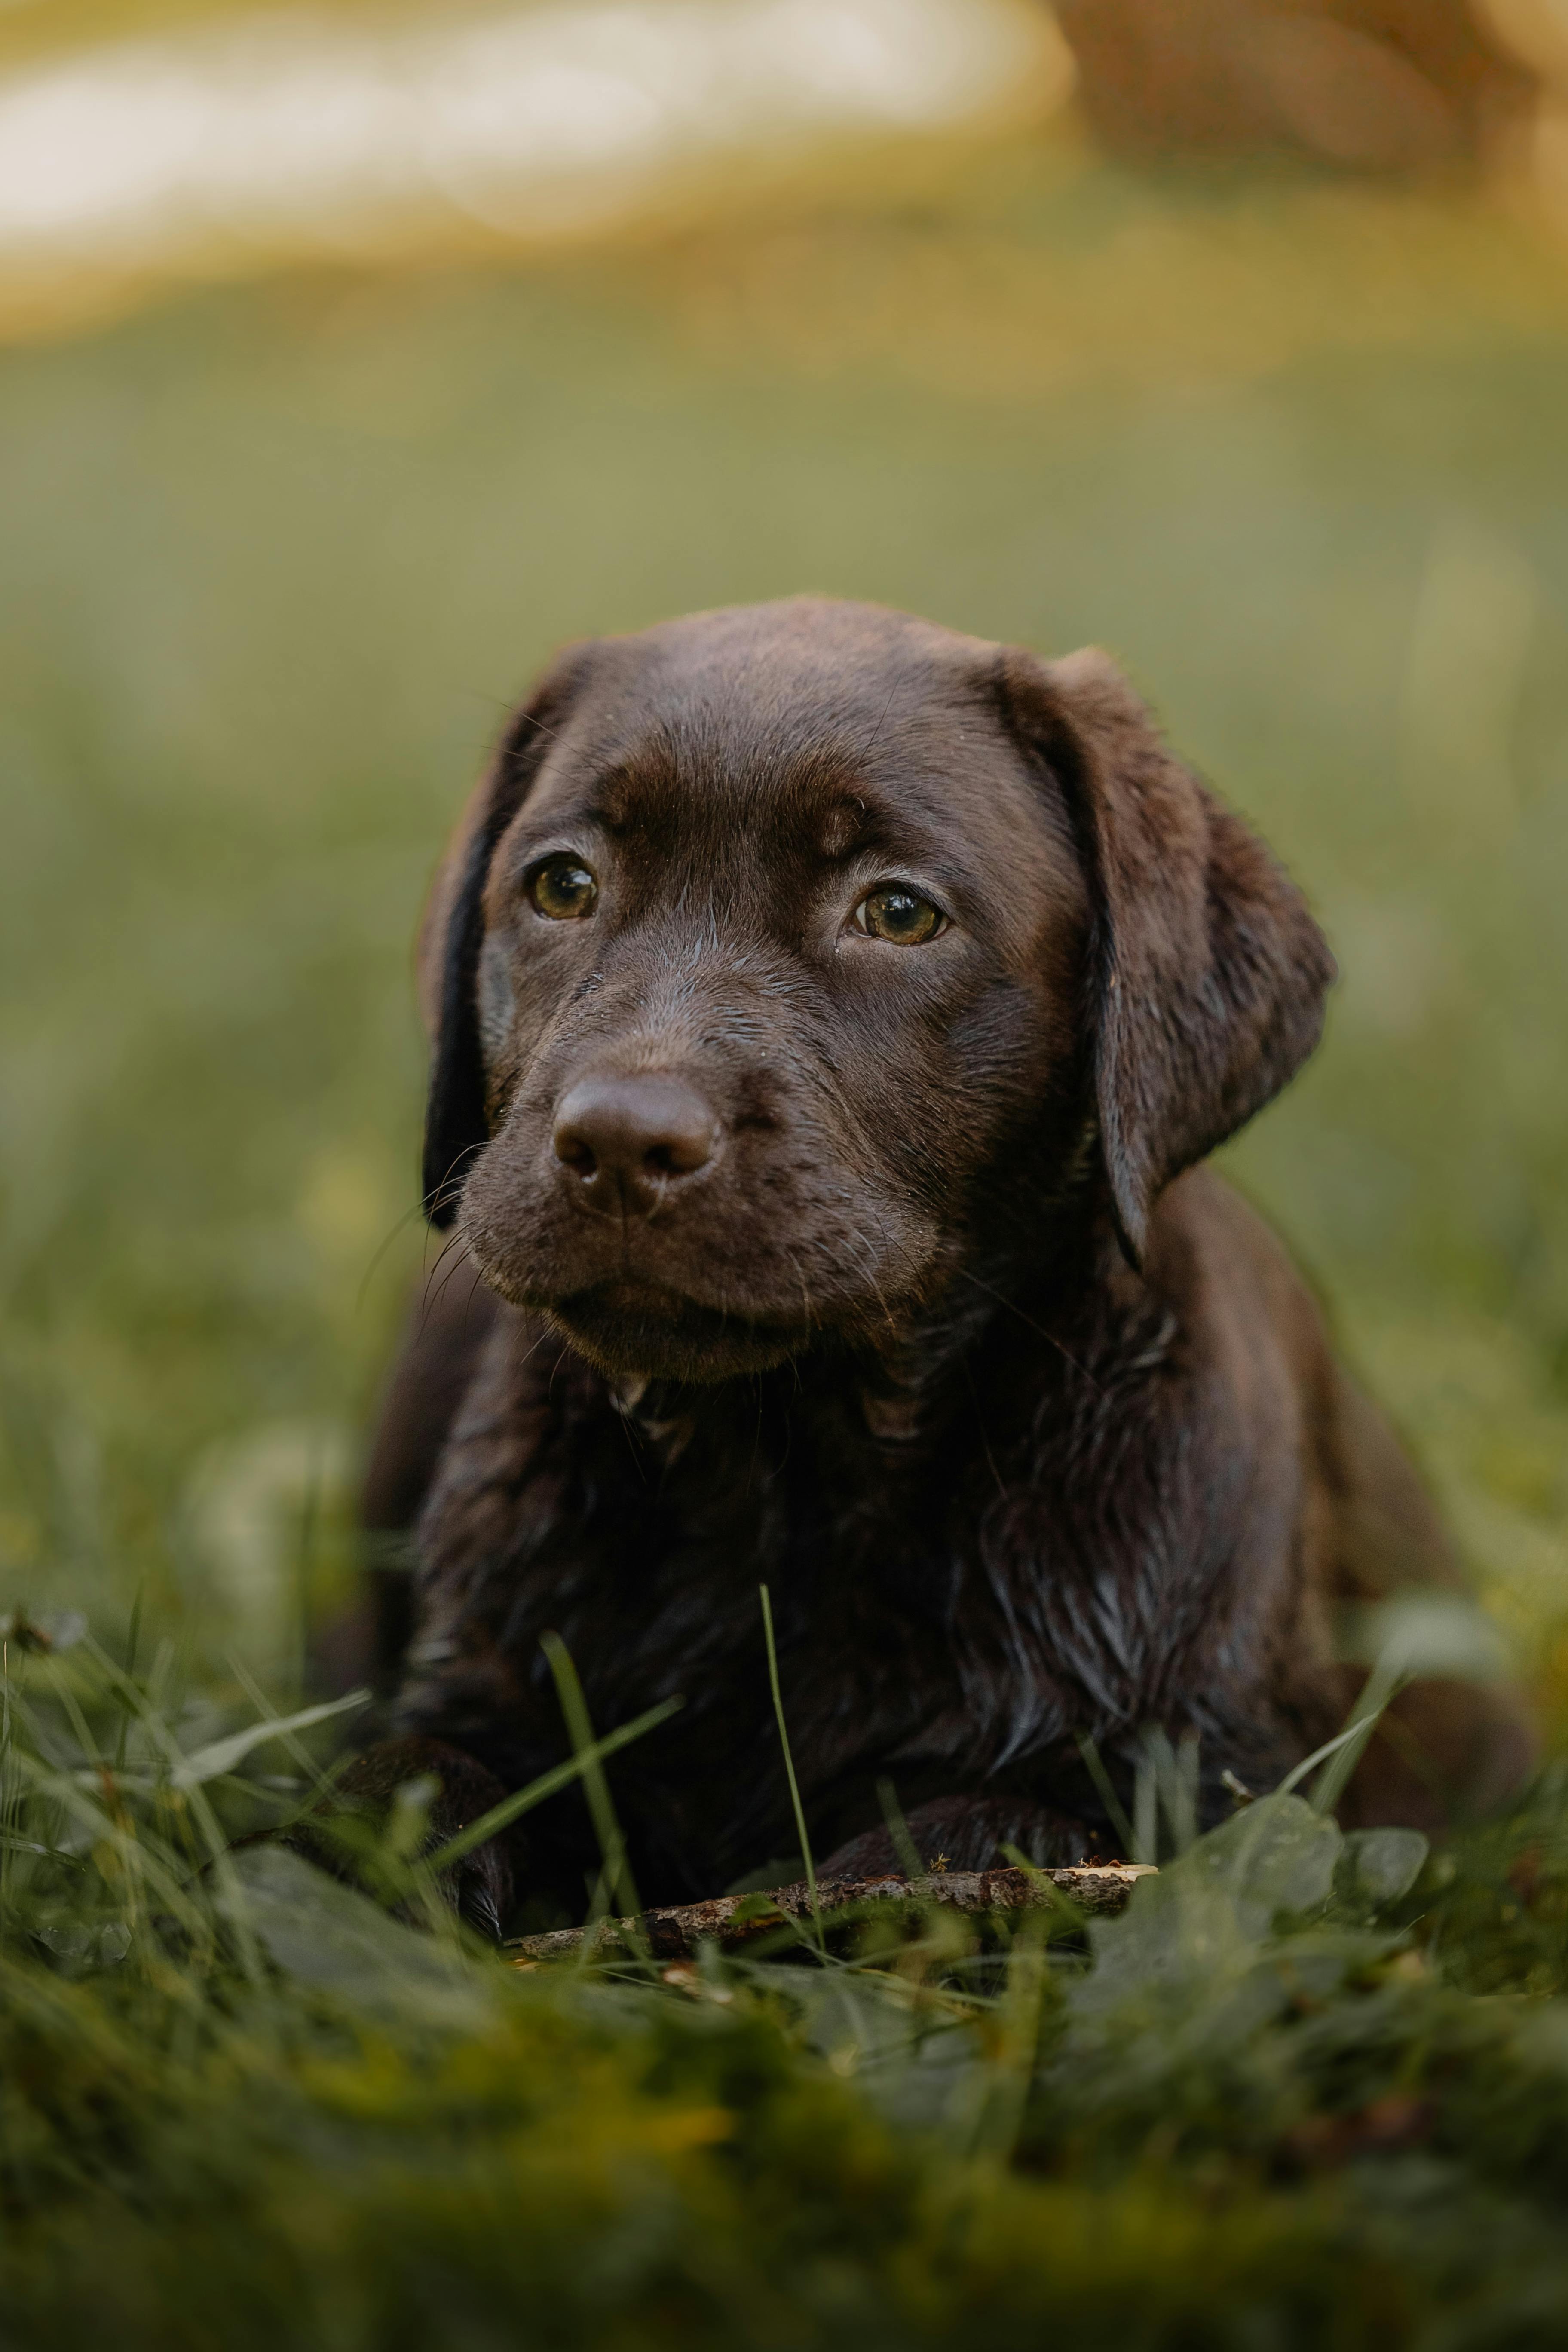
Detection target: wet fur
<box><xmin>348</xmin><ymin>598</ymin><xmax>1532</xmax><ymax>1924</ymax></box>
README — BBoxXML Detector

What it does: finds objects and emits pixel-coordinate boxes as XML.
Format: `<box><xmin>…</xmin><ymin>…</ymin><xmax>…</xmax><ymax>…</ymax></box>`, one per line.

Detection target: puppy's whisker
<box><xmin>424</xmin><ymin>1229</ymin><xmax>466</xmax><ymax>1286</ymax></box>
<box><xmin>420</xmin><ymin>1232</ymin><xmax>495</xmax><ymax>1344</ymax></box>
<box><xmin>778</xmin><ymin>1242</ymin><xmax>816</xmax><ymax>1328</ymax></box>
<box><xmin>842</xmin><ymin>1225</ymin><xmax>900</xmax><ymax>1334</ymax></box>
<box><xmin>955</xmin><ymin>1267</ymin><xmax>1105</xmax><ymax>1399</ymax></box>
<box><xmin>855</xmin><ymin>676</ymin><xmax>903</xmax><ymax>765</ymax></box>
<box><xmin>354</xmin><ymin>1194</ymin><xmax>435</xmax><ymax>1317</ymax></box>
<box><xmin>508</xmin><ymin>709</ymin><xmax>567</xmax><ymax>753</ymax></box>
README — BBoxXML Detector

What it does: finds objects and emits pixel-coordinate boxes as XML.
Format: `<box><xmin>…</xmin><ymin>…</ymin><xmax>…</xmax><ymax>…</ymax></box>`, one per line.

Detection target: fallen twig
<box><xmin>504</xmin><ymin>1862</ymin><xmax>1154</xmax><ymax>1964</ymax></box>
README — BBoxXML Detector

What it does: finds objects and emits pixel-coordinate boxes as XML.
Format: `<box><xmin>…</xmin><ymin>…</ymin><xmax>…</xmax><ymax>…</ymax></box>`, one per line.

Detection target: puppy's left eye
<box><xmin>528</xmin><ymin>856</ymin><xmax>599</xmax><ymax>921</ymax></box>
<box><xmin>854</xmin><ymin>886</ymin><xmax>945</xmax><ymax>946</ymax></box>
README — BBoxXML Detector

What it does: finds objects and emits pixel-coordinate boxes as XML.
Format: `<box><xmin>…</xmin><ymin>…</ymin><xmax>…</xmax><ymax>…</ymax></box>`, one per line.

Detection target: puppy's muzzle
<box><xmin>551</xmin><ymin>1073</ymin><xmax>719</xmax><ymax>1221</ymax></box>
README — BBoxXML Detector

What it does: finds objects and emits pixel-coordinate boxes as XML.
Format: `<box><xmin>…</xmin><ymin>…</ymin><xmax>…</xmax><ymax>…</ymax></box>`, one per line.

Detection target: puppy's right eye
<box><xmin>528</xmin><ymin>856</ymin><xmax>599</xmax><ymax>921</ymax></box>
<box><xmin>855</xmin><ymin>885</ymin><xmax>944</xmax><ymax>946</ymax></box>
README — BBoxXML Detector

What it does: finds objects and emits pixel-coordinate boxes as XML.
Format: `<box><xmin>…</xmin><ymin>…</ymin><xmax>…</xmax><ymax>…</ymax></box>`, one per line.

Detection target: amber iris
<box><xmin>856</xmin><ymin>885</ymin><xmax>943</xmax><ymax>945</ymax></box>
<box><xmin>529</xmin><ymin>857</ymin><xmax>599</xmax><ymax>920</ymax></box>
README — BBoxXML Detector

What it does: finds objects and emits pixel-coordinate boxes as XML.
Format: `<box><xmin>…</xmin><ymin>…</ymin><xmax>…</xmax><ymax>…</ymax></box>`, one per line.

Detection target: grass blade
<box><xmin>425</xmin><ymin>1697</ymin><xmax>683</xmax><ymax>1873</ymax></box>
<box><xmin>542</xmin><ymin>1631</ymin><xmax>642</xmax><ymax>1924</ymax></box>
<box><xmin>1074</xmin><ymin>1732</ymin><xmax>1138</xmax><ymax>1864</ymax></box>
<box><xmin>876</xmin><ymin>1776</ymin><xmax>928</xmax><ymax>1885</ymax></box>
<box><xmin>172</xmin><ymin>1690</ymin><xmax>370</xmax><ymax>1789</ymax></box>
<box><xmin>1275</xmin><ymin>1711</ymin><xmax>1384</xmax><ymax>1803</ymax></box>
<box><xmin>759</xmin><ymin>1584</ymin><xmax>821</xmax><ymax>1951</ymax></box>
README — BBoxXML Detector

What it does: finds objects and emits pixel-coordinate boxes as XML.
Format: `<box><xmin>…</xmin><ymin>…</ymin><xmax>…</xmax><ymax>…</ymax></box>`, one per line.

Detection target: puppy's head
<box><xmin>422</xmin><ymin>599</ymin><xmax>1332</xmax><ymax>1382</ymax></box>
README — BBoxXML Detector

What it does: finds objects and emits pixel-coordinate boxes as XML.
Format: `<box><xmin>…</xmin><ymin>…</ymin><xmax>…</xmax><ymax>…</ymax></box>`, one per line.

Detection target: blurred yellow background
<box><xmin>2</xmin><ymin>0</ymin><xmax>1567</xmax><ymax>1728</ymax></box>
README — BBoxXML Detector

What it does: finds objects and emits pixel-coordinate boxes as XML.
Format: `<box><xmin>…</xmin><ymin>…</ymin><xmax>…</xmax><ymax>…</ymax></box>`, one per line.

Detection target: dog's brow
<box><xmin>571</xmin><ymin>749</ymin><xmax>687</xmax><ymax>837</ymax></box>
<box><xmin>815</xmin><ymin>798</ymin><xmax>872</xmax><ymax>861</ymax></box>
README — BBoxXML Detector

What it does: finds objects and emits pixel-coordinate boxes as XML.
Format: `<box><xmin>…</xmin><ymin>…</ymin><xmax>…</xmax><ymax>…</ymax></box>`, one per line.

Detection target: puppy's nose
<box><xmin>551</xmin><ymin>1074</ymin><xmax>718</xmax><ymax>1217</ymax></box>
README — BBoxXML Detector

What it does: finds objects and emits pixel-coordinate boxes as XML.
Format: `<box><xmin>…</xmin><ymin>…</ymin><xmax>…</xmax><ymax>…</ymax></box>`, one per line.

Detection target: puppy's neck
<box><xmin>603</xmin><ymin>1221</ymin><xmax>1135</xmax><ymax>1473</ymax></box>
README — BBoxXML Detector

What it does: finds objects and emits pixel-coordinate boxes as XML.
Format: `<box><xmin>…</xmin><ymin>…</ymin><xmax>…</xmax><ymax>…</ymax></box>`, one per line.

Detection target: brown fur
<box><xmin>343</xmin><ymin>597</ymin><xmax>1531</xmax><ymax>1928</ymax></box>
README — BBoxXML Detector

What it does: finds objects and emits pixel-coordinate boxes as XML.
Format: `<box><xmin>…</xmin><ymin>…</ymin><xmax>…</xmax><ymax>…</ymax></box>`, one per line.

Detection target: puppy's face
<box><xmin>451</xmin><ymin>603</ymin><xmax>1089</xmax><ymax>1381</ymax></box>
<box><xmin>430</xmin><ymin>597</ymin><xmax>1333</xmax><ymax>1384</ymax></box>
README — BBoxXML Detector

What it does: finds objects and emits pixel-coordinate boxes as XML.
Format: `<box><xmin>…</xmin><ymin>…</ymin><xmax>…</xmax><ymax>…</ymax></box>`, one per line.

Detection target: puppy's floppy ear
<box><xmin>420</xmin><ymin>649</ymin><xmax>595</xmax><ymax>1227</ymax></box>
<box><xmin>999</xmin><ymin>646</ymin><xmax>1335</xmax><ymax>1267</ymax></box>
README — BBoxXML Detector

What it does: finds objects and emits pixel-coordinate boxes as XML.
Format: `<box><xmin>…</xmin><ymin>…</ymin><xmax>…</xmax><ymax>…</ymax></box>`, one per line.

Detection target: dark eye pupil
<box><xmin>864</xmin><ymin>888</ymin><xmax>939</xmax><ymax>943</ymax></box>
<box><xmin>531</xmin><ymin>859</ymin><xmax>597</xmax><ymax>919</ymax></box>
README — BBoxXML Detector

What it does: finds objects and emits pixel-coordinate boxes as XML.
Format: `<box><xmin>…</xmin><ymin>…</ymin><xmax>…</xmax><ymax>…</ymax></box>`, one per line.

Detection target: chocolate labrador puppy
<box><xmin>345</xmin><ymin>597</ymin><xmax>1531</xmax><ymax>1935</ymax></box>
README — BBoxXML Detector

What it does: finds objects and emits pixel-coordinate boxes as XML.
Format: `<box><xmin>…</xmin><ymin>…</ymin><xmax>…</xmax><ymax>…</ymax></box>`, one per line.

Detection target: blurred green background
<box><xmin>2</xmin><ymin>3</ymin><xmax>1567</xmax><ymax>1729</ymax></box>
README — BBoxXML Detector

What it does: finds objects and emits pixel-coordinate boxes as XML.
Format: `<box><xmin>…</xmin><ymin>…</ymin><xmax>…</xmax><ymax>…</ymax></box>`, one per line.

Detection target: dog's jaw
<box><xmin>541</xmin><ymin>1280</ymin><xmax>811</xmax><ymax>1384</ymax></box>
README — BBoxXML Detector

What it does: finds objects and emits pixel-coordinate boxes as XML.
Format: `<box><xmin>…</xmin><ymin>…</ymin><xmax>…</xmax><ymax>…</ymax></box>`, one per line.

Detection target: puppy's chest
<box><xmin>479</xmin><ymin>1404</ymin><xmax>963</xmax><ymax>1688</ymax></box>
<box><xmin>422</xmin><ymin>1360</ymin><xmax>1166</xmax><ymax>1776</ymax></box>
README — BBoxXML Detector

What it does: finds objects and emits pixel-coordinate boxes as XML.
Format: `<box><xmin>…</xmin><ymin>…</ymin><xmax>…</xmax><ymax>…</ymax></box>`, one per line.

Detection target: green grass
<box><xmin>5</xmin><ymin>1630</ymin><xmax>1568</xmax><ymax>2349</ymax></box>
<box><xmin>4</xmin><ymin>135</ymin><xmax>1568</xmax><ymax>2343</ymax></box>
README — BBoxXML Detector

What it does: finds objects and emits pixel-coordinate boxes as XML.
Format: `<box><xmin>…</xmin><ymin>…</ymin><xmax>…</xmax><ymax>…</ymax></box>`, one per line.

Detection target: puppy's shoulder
<box><xmin>1144</xmin><ymin>1166</ymin><xmax>1332</xmax><ymax>1396</ymax></box>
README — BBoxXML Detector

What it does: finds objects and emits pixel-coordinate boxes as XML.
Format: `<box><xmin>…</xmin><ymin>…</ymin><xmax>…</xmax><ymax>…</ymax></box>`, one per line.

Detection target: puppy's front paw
<box><xmin>822</xmin><ymin>1793</ymin><xmax>1094</xmax><ymax>1880</ymax></box>
<box><xmin>281</xmin><ymin>1736</ymin><xmax>515</xmax><ymax>1939</ymax></box>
